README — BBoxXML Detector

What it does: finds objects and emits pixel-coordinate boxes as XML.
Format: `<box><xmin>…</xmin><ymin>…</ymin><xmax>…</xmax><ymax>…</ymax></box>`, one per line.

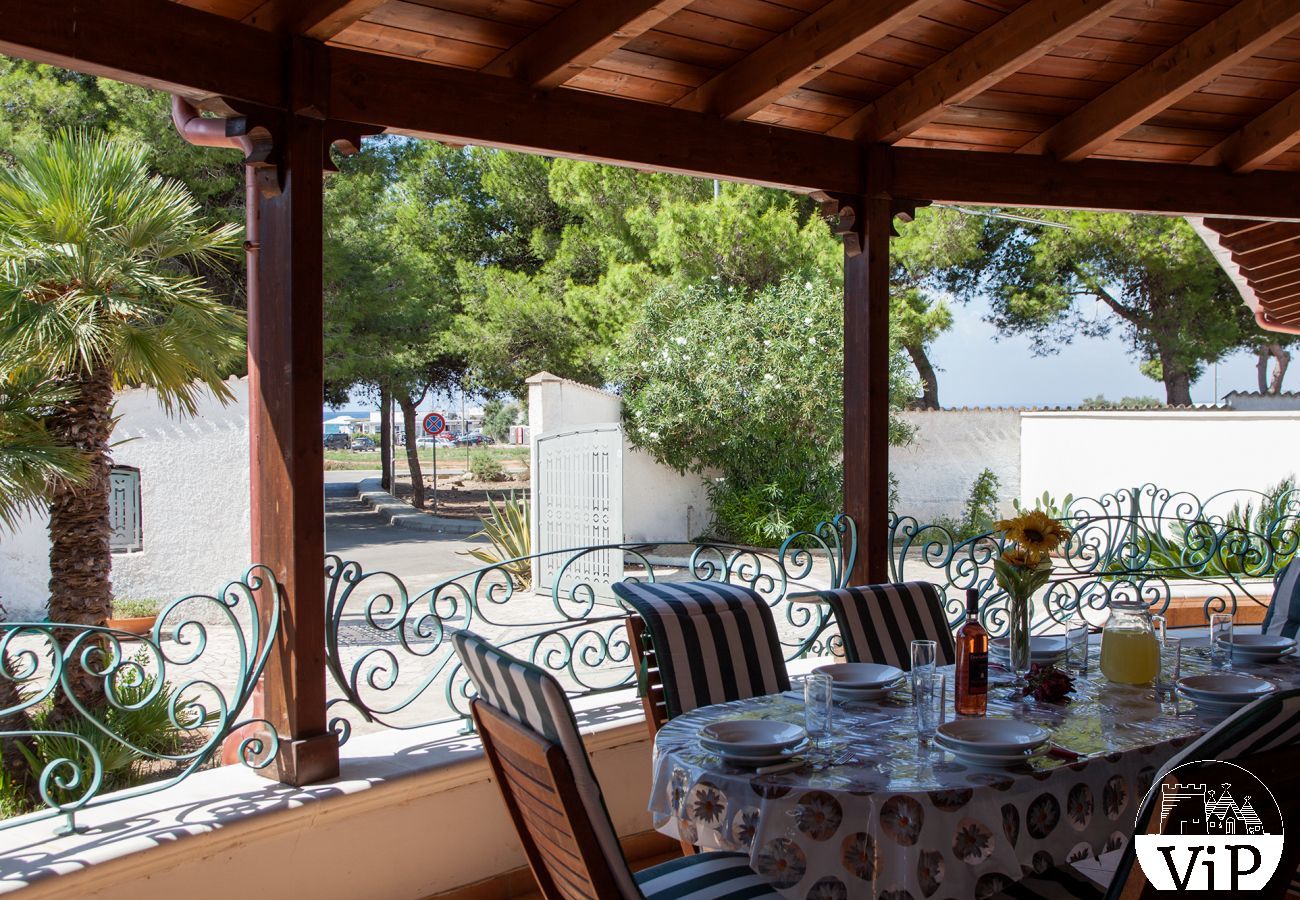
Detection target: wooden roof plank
<box><xmin>240</xmin><ymin>0</ymin><xmax>388</xmax><ymax>38</ymax></box>
<box><xmin>1018</xmin><ymin>0</ymin><xmax>1300</xmax><ymax>161</ymax></box>
<box><xmin>480</xmin><ymin>0</ymin><xmax>694</xmax><ymax>88</ymax></box>
<box><xmin>672</xmin><ymin>0</ymin><xmax>943</xmax><ymax>120</ymax></box>
<box><xmin>830</xmin><ymin>0</ymin><xmax>1133</xmax><ymax>143</ymax></box>
<box><xmin>1194</xmin><ymin>85</ymin><xmax>1300</xmax><ymax>172</ymax></box>
<box><xmin>1223</xmin><ymin>221</ymin><xmax>1300</xmax><ymax>254</ymax></box>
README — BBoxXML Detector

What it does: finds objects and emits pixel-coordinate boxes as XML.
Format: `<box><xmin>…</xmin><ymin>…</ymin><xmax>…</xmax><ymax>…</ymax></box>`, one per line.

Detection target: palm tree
<box><xmin>0</xmin><ymin>132</ymin><xmax>244</xmax><ymax>718</ymax></box>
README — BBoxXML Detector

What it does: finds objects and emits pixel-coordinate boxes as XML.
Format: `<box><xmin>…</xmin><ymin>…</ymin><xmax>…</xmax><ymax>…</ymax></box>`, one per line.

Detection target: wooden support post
<box><xmin>249</xmin><ymin>109</ymin><xmax>340</xmax><ymax>785</ymax></box>
<box><xmin>837</xmin><ymin>157</ymin><xmax>893</xmax><ymax>585</ymax></box>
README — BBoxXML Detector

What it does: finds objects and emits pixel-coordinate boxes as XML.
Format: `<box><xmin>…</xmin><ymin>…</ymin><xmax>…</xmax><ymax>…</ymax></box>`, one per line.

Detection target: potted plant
<box><xmin>107</xmin><ymin>598</ymin><xmax>161</xmax><ymax>637</ymax></box>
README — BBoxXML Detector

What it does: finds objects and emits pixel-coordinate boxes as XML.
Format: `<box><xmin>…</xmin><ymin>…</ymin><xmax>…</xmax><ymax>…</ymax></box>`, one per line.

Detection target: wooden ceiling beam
<box><xmin>1195</xmin><ymin>86</ymin><xmax>1300</xmax><ymax>173</ymax></box>
<box><xmin>1202</xmin><ymin>218</ymin><xmax>1277</xmax><ymax>239</ymax></box>
<box><xmin>1254</xmin><ymin>283</ymin><xmax>1300</xmax><ymax>303</ymax></box>
<box><xmin>830</xmin><ymin>0</ymin><xmax>1129</xmax><ymax>143</ymax></box>
<box><xmin>481</xmin><ymin>0</ymin><xmax>692</xmax><ymax>89</ymax></box>
<box><xmin>1019</xmin><ymin>0</ymin><xmax>1300</xmax><ymax>162</ymax></box>
<box><xmin>1240</xmin><ymin>254</ymin><xmax>1300</xmax><ymax>282</ymax></box>
<box><xmin>1251</xmin><ymin>268</ymin><xmax>1300</xmax><ymax>290</ymax></box>
<box><xmin>886</xmin><ymin>147</ymin><xmax>1300</xmax><ymax>220</ymax></box>
<box><xmin>331</xmin><ymin>45</ymin><xmax>862</xmax><ymax>193</ymax></box>
<box><xmin>1224</xmin><ymin>222</ymin><xmax>1300</xmax><ymax>255</ymax></box>
<box><xmin>673</xmin><ymin>0</ymin><xmax>940</xmax><ymax>121</ymax></box>
<box><xmin>241</xmin><ymin>0</ymin><xmax>389</xmax><ymax>40</ymax></box>
<box><xmin>1233</xmin><ymin>238</ymin><xmax>1300</xmax><ymax>271</ymax></box>
<box><xmin>0</xmin><ymin>0</ymin><xmax>283</xmax><ymax>107</ymax></box>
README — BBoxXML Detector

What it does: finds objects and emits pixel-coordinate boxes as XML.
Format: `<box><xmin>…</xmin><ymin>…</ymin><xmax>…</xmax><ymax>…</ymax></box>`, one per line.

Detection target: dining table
<box><xmin>648</xmin><ymin>640</ymin><xmax>1300</xmax><ymax>900</ymax></box>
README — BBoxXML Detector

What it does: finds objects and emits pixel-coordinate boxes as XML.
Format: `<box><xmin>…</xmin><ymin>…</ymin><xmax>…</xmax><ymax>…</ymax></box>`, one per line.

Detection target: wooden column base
<box><xmin>261</xmin><ymin>732</ymin><xmax>341</xmax><ymax>786</ymax></box>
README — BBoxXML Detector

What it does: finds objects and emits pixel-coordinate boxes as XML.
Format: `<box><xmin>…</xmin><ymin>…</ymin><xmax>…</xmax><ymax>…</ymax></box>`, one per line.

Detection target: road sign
<box><xmin>422</xmin><ymin>412</ymin><xmax>447</xmax><ymax>436</ymax></box>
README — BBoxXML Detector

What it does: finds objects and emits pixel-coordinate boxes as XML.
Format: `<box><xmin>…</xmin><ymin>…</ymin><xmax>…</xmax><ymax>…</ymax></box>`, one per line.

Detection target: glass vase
<box><xmin>1008</xmin><ymin>589</ymin><xmax>1031</xmax><ymax>693</ymax></box>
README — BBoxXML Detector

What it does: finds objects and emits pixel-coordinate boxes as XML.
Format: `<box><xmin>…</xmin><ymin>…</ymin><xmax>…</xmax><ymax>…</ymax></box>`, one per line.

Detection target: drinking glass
<box><xmin>1152</xmin><ymin>615</ymin><xmax>1167</xmax><ymax>645</ymax></box>
<box><xmin>911</xmin><ymin>639</ymin><xmax>938</xmax><ymax>697</ymax></box>
<box><xmin>1210</xmin><ymin>613</ymin><xmax>1234</xmax><ymax>670</ymax></box>
<box><xmin>914</xmin><ymin>672</ymin><xmax>946</xmax><ymax>742</ymax></box>
<box><xmin>804</xmin><ymin>673</ymin><xmax>834</xmax><ymax>742</ymax></box>
<box><xmin>1066</xmin><ymin>615</ymin><xmax>1090</xmax><ymax>676</ymax></box>
<box><xmin>1156</xmin><ymin>636</ymin><xmax>1182</xmax><ymax>703</ymax></box>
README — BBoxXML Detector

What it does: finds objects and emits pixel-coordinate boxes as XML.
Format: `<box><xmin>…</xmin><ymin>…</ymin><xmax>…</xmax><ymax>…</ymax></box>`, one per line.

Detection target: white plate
<box><xmin>936</xmin><ymin>735</ymin><xmax>1042</xmax><ymax>767</ymax></box>
<box><xmin>991</xmin><ymin>636</ymin><xmax>1068</xmax><ymax>660</ymax></box>
<box><xmin>814</xmin><ymin>662</ymin><xmax>906</xmax><ymax>689</ymax></box>
<box><xmin>1223</xmin><ymin>634</ymin><xmax>1295</xmax><ymax>654</ymax></box>
<box><xmin>831</xmin><ymin>678</ymin><xmax>904</xmax><ymax>701</ymax></box>
<box><xmin>937</xmin><ymin>718</ymin><xmax>1049</xmax><ymax>752</ymax></box>
<box><xmin>699</xmin><ymin>719</ymin><xmax>806</xmax><ymax>753</ymax></box>
<box><xmin>1177</xmin><ymin>673</ymin><xmax>1277</xmax><ymax>701</ymax></box>
<box><xmin>711</xmin><ymin>739</ymin><xmax>810</xmax><ymax>766</ymax></box>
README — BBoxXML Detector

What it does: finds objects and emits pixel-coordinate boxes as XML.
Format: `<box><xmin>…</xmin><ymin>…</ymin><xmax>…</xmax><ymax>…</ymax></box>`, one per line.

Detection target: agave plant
<box><xmin>460</xmin><ymin>492</ymin><xmax>531</xmax><ymax>587</ymax></box>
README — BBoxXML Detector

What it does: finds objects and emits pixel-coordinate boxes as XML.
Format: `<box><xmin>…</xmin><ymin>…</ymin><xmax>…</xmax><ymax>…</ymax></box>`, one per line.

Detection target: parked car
<box><xmin>455</xmin><ymin>432</ymin><xmax>496</xmax><ymax>447</ymax></box>
<box><xmin>324</xmin><ymin>433</ymin><xmax>351</xmax><ymax>450</ymax></box>
<box><xmin>351</xmin><ymin>436</ymin><xmax>375</xmax><ymax>451</ymax></box>
<box><xmin>414</xmin><ymin>436</ymin><xmax>438</xmax><ymax>449</ymax></box>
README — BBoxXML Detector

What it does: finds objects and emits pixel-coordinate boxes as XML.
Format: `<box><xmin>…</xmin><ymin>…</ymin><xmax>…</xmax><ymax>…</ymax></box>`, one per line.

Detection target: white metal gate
<box><xmin>534</xmin><ymin>426</ymin><xmax>623</xmax><ymax>601</ymax></box>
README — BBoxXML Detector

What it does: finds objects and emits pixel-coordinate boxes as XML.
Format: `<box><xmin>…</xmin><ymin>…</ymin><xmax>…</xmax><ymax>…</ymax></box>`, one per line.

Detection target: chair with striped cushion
<box><xmin>1261</xmin><ymin>557</ymin><xmax>1300</xmax><ymax>639</ymax></box>
<box><xmin>611</xmin><ymin>581</ymin><xmax>791</xmax><ymax>722</ymax></box>
<box><xmin>815</xmin><ymin>582</ymin><xmax>956</xmax><ymax>668</ymax></box>
<box><xmin>993</xmin><ymin>688</ymin><xmax>1300</xmax><ymax>900</ymax></box>
<box><xmin>450</xmin><ymin>630</ymin><xmax>780</xmax><ymax>900</ymax></box>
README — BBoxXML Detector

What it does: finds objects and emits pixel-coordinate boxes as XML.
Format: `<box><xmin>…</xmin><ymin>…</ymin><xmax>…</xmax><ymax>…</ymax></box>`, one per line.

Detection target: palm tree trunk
<box><xmin>45</xmin><ymin>361</ymin><xmax>115</xmax><ymax>721</ymax></box>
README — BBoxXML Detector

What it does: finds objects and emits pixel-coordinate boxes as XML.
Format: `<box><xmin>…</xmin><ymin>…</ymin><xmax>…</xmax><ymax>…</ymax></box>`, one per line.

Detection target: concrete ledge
<box><xmin>357</xmin><ymin>477</ymin><xmax>482</xmax><ymax>535</ymax></box>
<box><xmin>0</xmin><ymin>690</ymin><xmax>654</xmax><ymax>900</ymax></box>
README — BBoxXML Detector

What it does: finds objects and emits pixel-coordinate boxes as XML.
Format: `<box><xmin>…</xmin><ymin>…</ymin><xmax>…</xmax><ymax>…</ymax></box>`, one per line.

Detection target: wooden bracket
<box><xmin>323</xmin><ymin>120</ymin><xmax>382</xmax><ymax>173</ymax></box>
<box><xmin>814</xmin><ymin>191</ymin><xmax>928</xmax><ymax>256</ymax></box>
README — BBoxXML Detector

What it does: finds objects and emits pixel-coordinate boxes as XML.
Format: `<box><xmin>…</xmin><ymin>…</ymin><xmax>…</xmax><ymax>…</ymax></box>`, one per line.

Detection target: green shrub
<box><xmin>111</xmin><ymin>598</ymin><xmax>160</xmax><ymax>619</ymax></box>
<box><xmin>469</xmin><ymin>452</ymin><xmax>507</xmax><ymax>482</ymax></box>
<box><xmin>935</xmin><ymin>469</ymin><xmax>1003</xmax><ymax>541</ymax></box>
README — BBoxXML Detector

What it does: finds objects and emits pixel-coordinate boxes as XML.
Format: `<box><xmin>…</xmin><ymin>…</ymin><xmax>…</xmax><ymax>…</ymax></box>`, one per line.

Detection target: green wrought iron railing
<box><xmin>0</xmin><ymin>566</ymin><xmax>280</xmax><ymax>836</ymax></box>
<box><xmin>4</xmin><ymin>483</ymin><xmax>1295</xmax><ymax>834</ymax></box>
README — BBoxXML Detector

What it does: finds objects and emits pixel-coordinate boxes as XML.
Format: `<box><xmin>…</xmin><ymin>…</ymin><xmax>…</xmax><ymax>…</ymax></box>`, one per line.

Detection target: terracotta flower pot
<box><xmin>107</xmin><ymin>615</ymin><xmax>157</xmax><ymax>638</ymax></box>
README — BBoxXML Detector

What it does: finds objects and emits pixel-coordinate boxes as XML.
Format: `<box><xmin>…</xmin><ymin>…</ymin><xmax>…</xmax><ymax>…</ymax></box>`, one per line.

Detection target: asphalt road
<box><xmin>324</xmin><ymin>473</ymin><xmax>485</xmax><ymax>593</ymax></box>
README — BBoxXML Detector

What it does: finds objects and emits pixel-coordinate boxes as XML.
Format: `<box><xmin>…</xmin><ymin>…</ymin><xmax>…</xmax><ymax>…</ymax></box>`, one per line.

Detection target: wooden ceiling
<box><xmin>1198</xmin><ymin>217</ymin><xmax>1300</xmax><ymax>328</ymax></box>
<box><xmin>180</xmin><ymin>0</ymin><xmax>1300</xmax><ymax>174</ymax></box>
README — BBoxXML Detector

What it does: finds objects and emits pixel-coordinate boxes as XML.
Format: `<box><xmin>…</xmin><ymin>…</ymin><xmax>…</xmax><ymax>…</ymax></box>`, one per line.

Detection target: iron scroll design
<box><xmin>0</xmin><ymin>566</ymin><xmax>281</xmax><ymax>836</ymax></box>
<box><xmin>323</xmin><ymin>520</ymin><xmax>855</xmax><ymax>741</ymax></box>
<box><xmin>889</xmin><ymin>483</ymin><xmax>1300</xmax><ymax>635</ymax></box>
<box><xmin>323</xmin><ymin>483</ymin><xmax>1296</xmax><ymax>740</ymax></box>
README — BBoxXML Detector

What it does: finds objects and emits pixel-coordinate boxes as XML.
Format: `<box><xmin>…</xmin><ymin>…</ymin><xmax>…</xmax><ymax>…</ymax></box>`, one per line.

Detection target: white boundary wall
<box><xmin>893</xmin><ymin>408</ymin><xmax>1022</xmax><ymax>522</ymax></box>
<box><xmin>0</xmin><ymin>378</ymin><xmax>250</xmax><ymax>620</ymax></box>
<box><xmin>1020</xmin><ymin>410</ymin><xmax>1300</xmax><ymax>507</ymax></box>
<box><xmin>527</xmin><ymin>372</ymin><xmax>712</xmax><ymax>542</ymax></box>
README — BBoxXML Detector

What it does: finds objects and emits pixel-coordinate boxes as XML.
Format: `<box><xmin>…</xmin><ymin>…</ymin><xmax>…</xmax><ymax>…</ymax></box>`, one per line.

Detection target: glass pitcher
<box><xmin>1099</xmin><ymin>599</ymin><xmax>1160</xmax><ymax>684</ymax></box>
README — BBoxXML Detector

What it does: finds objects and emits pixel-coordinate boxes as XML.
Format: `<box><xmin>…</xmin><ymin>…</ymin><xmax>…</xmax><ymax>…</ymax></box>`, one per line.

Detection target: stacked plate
<box><xmin>935</xmin><ymin>719</ymin><xmax>1050</xmax><ymax>768</ymax></box>
<box><xmin>1217</xmin><ymin>634</ymin><xmax>1296</xmax><ymax>663</ymax></box>
<box><xmin>990</xmin><ymin>635</ymin><xmax>1069</xmax><ymax>667</ymax></box>
<box><xmin>1177</xmin><ymin>673</ymin><xmax>1277</xmax><ymax>716</ymax></box>
<box><xmin>813</xmin><ymin>662</ymin><xmax>906</xmax><ymax>700</ymax></box>
<box><xmin>699</xmin><ymin>719</ymin><xmax>809</xmax><ymax>766</ymax></box>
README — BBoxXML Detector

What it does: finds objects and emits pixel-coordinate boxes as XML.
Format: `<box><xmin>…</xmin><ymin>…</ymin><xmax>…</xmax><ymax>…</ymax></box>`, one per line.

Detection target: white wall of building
<box><xmin>892</xmin><ymin>408</ymin><xmax>1022</xmax><ymax>522</ymax></box>
<box><xmin>0</xmin><ymin>378</ymin><xmax>250</xmax><ymax>620</ymax></box>
<box><xmin>527</xmin><ymin>372</ymin><xmax>712</xmax><ymax>542</ymax></box>
<box><xmin>1021</xmin><ymin>410</ymin><xmax>1300</xmax><ymax>510</ymax></box>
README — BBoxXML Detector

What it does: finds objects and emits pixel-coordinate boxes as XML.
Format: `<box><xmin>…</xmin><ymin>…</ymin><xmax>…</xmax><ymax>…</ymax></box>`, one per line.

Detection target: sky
<box><xmin>329</xmin><ymin>292</ymin><xmax>1272</xmax><ymax>415</ymax></box>
<box><xmin>930</xmin><ymin>293</ymin><xmax>1265</xmax><ymax>408</ymax></box>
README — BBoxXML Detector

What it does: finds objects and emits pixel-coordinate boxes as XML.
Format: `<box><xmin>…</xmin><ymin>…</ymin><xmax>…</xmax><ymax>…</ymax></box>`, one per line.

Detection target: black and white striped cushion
<box><xmin>1262</xmin><ymin>558</ymin><xmax>1300</xmax><ymax>638</ymax></box>
<box><xmin>635</xmin><ymin>851</ymin><xmax>781</xmax><ymax>899</ymax></box>
<box><xmin>612</xmin><ymin>581</ymin><xmax>791</xmax><ymax>720</ymax></box>
<box><xmin>816</xmin><ymin>582</ymin><xmax>957</xmax><ymax>668</ymax></box>
<box><xmin>450</xmin><ymin>630</ymin><xmax>643</xmax><ymax>900</ymax></box>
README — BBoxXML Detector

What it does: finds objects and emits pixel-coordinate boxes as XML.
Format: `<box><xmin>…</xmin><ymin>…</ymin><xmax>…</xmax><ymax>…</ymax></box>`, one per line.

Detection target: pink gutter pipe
<box><xmin>170</xmin><ymin>95</ymin><xmax>261</xmax><ymax>314</ymax></box>
<box><xmin>1256</xmin><ymin>309</ymin><xmax>1300</xmax><ymax>336</ymax></box>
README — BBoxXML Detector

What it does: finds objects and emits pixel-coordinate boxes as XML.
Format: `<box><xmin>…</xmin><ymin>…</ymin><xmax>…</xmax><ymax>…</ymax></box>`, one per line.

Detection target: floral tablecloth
<box><xmin>649</xmin><ymin>647</ymin><xmax>1300</xmax><ymax>900</ymax></box>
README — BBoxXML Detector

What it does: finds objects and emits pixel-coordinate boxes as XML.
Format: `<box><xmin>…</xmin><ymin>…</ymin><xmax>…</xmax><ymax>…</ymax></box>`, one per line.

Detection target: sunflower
<box><xmin>995</xmin><ymin>509</ymin><xmax>1071</xmax><ymax>557</ymax></box>
<box><xmin>1000</xmin><ymin>547</ymin><xmax>1042</xmax><ymax>568</ymax></box>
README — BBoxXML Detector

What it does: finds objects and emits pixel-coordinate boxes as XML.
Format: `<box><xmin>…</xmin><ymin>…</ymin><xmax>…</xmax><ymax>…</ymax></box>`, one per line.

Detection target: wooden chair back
<box><xmin>625</xmin><ymin>614</ymin><xmax>668</xmax><ymax>737</ymax></box>
<box><xmin>472</xmin><ymin>698</ymin><xmax>628</xmax><ymax>900</ymax></box>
